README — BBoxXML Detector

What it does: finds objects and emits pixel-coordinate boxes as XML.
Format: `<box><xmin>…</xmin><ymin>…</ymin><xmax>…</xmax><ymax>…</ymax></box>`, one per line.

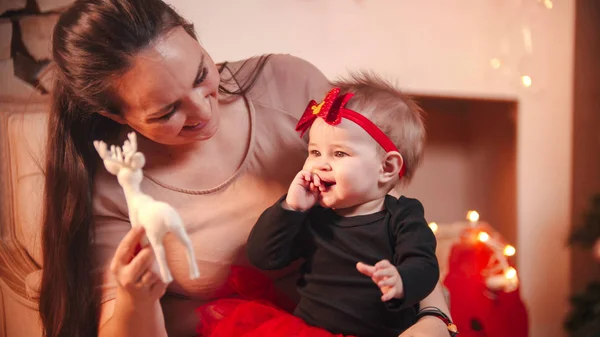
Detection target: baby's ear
<box><xmin>379</xmin><ymin>151</ymin><xmax>403</xmax><ymax>184</ymax></box>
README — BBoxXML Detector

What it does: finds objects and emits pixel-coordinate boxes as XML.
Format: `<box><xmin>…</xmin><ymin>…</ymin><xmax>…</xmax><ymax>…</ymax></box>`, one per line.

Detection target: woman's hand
<box><xmin>357</xmin><ymin>260</ymin><xmax>404</xmax><ymax>301</ymax></box>
<box><xmin>110</xmin><ymin>226</ymin><xmax>167</xmax><ymax>304</ymax></box>
<box><xmin>399</xmin><ymin>315</ymin><xmax>450</xmax><ymax>337</ymax></box>
<box><xmin>400</xmin><ymin>283</ymin><xmax>453</xmax><ymax>337</ymax></box>
<box><xmin>285</xmin><ymin>170</ymin><xmax>320</xmax><ymax>211</ymax></box>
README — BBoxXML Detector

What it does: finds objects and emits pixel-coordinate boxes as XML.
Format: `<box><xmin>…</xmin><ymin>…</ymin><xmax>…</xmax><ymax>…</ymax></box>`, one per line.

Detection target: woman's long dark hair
<box><xmin>40</xmin><ymin>1</ymin><xmax>269</xmax><ymax>336</ymax></box>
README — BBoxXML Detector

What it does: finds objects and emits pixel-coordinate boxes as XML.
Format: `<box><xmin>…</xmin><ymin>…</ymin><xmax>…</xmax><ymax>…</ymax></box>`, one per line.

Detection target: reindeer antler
<box><xmin>94</xmin><ymin>142</ymin><xmax>124</xmax><ymax>175</ymax></box>
<box><xmin>94</xmin><ymin>137</ymin><xmax>131</xmax><ymax>175</ymax></box>
<box><xmin>93</xmin><ymin>132</ymin><xmax>145</xmax><ymax>175</ymax></box>
<box><xmin>93</xmin><ymin>140</ymin><xmax>109</xmax><ymax>159</ymax></box>
<box><xmin>122</xmin><ymin>132</ymin><xmax>138</xmax><ymax>165</ymax></box>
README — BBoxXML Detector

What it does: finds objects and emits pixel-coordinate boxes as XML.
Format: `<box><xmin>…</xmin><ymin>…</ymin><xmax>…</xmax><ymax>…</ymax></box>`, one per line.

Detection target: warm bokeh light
<box><xmin>478</xmin><ymin>231</ymin><xmax>490</xmax><ymax>242</ymax></box>
<box><xmin>467</xmin><ymin>210</ymin><xmax>480</xmax><ymax>222</ymax></box>
<box><xmin>505</xmin><ymin>267</ymin><xmax>517</xmax><ymax>279</ymax></box>
<box><xmin>428</xmin><ymin>222</ymin><xmax>438</xmax><ymax>233</ymax></box>
<box><xmin>504</xmin><ymin>245</ymin><xmax>516</xmax><ymax>256</ymax></box>
<box><xmin>543</xmin><ymin>0</ymin><xmax>554</xmax><ymax>9</ymax></box>
<box><xmin>521</xmin><ymin>75</ymin><xmax>532</xmax><ymax>87</ymax></box>
<box><xmin>490</xmin><ymin>58</ymin><xmax>501</xmax><ymax>69</ymax></box>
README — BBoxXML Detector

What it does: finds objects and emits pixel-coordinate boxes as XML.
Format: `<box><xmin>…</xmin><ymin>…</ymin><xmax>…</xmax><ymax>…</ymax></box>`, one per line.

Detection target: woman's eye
<box><xmin>334</xmin><ymin>151</ymin><xmax>347</xmax><ymax>157</ymax></box>
<box><xmin>309</xmin><ymin>150</ymin><xmax>321</xmax><ymax>157</ymax></box>
<box><xmin>194</xmin><ymin>68</ymin><xmax>208</xmax><ymax>86</ymax></box>
<box><xmin>158</xmin><ymin>104</ymin><xmax>178</xmax><ymax>121</ymax></box>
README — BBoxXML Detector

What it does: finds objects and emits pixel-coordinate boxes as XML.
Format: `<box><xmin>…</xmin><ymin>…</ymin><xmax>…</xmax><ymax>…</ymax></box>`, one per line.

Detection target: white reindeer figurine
<box><xmin>93</xmin><ymin>132</ymin><xmax>200</xmax><ymax>284</ymax></box>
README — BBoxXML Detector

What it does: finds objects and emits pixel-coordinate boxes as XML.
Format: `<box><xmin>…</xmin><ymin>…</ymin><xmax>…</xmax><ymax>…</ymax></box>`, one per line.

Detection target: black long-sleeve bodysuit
<box><xmin>247</xmin><ymin>195</ymin><xmax>439</xmax><ymax>337</ymax></box>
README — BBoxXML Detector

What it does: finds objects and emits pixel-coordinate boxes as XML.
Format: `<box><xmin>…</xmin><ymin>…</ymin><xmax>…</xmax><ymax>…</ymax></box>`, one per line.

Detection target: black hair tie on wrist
<box><xmin>415</xmin><ymin>306</ymin><xmax>458</xmax><ymax>337</ymax></box>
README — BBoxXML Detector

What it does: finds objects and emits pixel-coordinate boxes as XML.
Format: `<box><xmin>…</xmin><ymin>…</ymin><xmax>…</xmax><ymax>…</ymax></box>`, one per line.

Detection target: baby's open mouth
<box><xmin>321</xmin><ymin>180</ymin><xmax>336</xmax><ymax>189</ymax></box>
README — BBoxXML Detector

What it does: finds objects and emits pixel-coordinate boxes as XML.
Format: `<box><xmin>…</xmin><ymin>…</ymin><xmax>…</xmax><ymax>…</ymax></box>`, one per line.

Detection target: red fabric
<box><xmin>197</xmin><ymin>299</ymin><xmax>348</xmax><ymax>337</ymax></box>
<box><xmin>443</xmin><ymin>227</ymin><xmax>528</xmax><ymax>337</ymax></box>
<box><xmin>209</xmin><ymin>266</ymin><xmax>295</xmax><ymax>312</ymax></box>
<box><xmin>196</xmin><ymin>266</ymin><xmax>354</xmax><ymax>337</ymax></box>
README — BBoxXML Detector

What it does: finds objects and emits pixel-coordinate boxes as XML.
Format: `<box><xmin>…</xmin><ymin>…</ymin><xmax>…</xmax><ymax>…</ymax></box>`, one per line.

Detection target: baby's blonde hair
<box><xmin>331</xmin><ymin>71</ymin><xmax>426</xmax><ymax>181</ymax></box>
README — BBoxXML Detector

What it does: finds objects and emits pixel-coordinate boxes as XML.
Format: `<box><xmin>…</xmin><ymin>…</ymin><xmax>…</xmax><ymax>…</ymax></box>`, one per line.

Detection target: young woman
<box><xmin>40</xmin><ymin>0</ymin><xmax>452</xmax><ymax>336</ymax></box>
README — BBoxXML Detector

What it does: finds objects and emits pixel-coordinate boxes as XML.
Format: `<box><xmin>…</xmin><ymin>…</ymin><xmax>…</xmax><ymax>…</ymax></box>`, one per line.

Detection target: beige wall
<box><xmin>404</xmin><ymin>96</ymin><xmax>518</xmax><ymax>245</ymax></box>
<box><xmin>165</xmin><ymin>1</ymin><xmax>576</xmax><ymax>336</ymax></box>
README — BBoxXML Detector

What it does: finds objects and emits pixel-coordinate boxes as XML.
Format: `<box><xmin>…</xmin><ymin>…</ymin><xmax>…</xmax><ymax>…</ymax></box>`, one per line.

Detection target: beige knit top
<box><xmin>91</xmin><ymin>54</ymin><xmax>330</xmax><ymax>308</ymax></box>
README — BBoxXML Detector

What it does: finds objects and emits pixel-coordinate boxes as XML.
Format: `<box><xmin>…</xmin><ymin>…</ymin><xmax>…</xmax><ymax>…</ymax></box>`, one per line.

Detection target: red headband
<box><xmin>295</xmin><ymin>87</ymin><xmax>406</xmax><ymax>178</ymax></box>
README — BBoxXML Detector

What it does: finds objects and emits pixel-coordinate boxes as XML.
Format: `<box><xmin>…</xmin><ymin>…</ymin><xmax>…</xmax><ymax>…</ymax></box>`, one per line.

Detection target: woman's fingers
<box><xmin>139</xmin><ymin>270</ymin><xmax>155</xmax><ymax>284</ymax></box>
<box><xmin>110</xmin><ymin>226</ymin><xmax>146</xmax><ymax>273</ymax></box>
<box><xmin>125</xmin><ymin>246</ymin><xmax>156</xmax><ymax>283</ymax></box>
<box><xmin>135</xmin><ymin>269</ymin><xmax>159</xmax><ymax>289</ymax></box>
<box><xmin>149</xmin><ymin>278</ymin><xmax>168</xmax><ymax>298</ymax></box>
<box><xmin>108</xmin><ymin>228</ymin><xmax>168</xmax><ymax>301</ymax></box>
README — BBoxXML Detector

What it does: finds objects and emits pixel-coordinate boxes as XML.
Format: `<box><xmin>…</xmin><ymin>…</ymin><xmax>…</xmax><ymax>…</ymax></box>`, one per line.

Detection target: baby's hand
<box><xmin>356</xmin><ymin>260</ymin><xmax>404</xmax><ymax>301</ymax></box>
<box><xmin>284</xmin><ymin>170</ymin><xmax>320</xmax><ymax>211</ymax></box>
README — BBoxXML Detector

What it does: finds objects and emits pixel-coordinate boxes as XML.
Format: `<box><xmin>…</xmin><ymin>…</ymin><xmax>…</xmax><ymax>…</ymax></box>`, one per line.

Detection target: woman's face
<box><xmin>109</xmin><ymin>27</ymin><xmax>221</xmax><ymax>145</ymax></box>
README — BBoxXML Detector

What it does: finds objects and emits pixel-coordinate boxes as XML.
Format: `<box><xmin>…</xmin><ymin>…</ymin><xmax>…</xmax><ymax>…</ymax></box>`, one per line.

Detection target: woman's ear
<box><xmin>97</xmin><ymin>110</ymin><xmax>127</xmax><ymax>125</ymax></box>
<box><xmin>379</xmin><ymin>151</ymin><xmax>403</xmax><ymax>184</ymax></box>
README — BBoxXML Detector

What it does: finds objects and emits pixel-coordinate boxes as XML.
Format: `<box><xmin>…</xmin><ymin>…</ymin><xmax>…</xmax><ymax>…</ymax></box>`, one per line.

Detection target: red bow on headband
<box><xmin>295</xmin><ymin>87</ymin><xmax>407</xmax><ymax>178</ymax></box>
<box><xmin>296</xmin><ymin>87</ymin><xmax>351</xmax><ymax>137</ymax></box>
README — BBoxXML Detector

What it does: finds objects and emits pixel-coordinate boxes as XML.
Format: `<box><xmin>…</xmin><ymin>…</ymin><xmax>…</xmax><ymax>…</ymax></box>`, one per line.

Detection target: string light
<box><xmin>489</xmin><ymin>0</ymin><xmax>553</xmax><ymax>94</ymax></box>
<box><xmin>478</xmin><ymin>231</ymin><xmax>490</xmax><ymax>242</ymax></box>
<box><xmin>504</xmin><ymin>245</ymin><xmax>516</xmax><ymax>256</ymax></box>
<box><xmin>431</xmin><ymin>211</ymin><xmax>519</xmax><ymax>292</ymax></box>
<box><xmin>504</xmin><ymin>267</ymin><xmax>517</xmax><ymax>280</ymax></box>
<box><xmin>490</xmin><ymin>58</ymin><xmax>501</xmax><ymax>69</ymax></box>
<box><xmin>467</xmin><ymin>210</ymin><xmax>480</xmax><ymax>222</ymax></box>
<box><xmin>467</xmin><ymin>211</ymin><xmax>519</xmax><ymax>292</ymax></box>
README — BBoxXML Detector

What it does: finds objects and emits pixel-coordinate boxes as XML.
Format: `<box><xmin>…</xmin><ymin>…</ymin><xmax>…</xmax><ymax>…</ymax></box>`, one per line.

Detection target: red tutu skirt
<box><xmin>196</xmin><ymin>266</ymin><xmax>353</xmax><ymax>337</ymax></box>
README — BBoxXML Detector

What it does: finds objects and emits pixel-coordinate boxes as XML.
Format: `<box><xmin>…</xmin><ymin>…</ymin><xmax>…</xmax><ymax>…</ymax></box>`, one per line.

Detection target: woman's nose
<box><xmin>186</xmin><ymin>90</ymin><xmax>212</xmax><ymax>120</ymax></box>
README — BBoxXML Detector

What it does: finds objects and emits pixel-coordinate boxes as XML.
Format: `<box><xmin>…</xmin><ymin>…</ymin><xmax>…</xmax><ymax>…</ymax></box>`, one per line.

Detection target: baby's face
<box><xmin>303</xmin><ymin>118</ymin><xmax>386</xmax><ymax>216</ymax></box>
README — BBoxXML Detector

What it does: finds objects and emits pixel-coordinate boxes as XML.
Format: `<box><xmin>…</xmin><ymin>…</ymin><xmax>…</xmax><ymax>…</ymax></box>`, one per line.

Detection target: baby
<box><xmin>246</xmin><ymin>73</ymin><xmax>440</xmax><ymax>337</ymax></box>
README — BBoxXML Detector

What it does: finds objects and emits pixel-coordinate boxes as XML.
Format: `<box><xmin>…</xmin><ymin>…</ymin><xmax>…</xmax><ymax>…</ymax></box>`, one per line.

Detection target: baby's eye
<box><xmin>334</xmin><ymin>151</ymin><xmax>348</xmax><ymax>157</ymax></box>
<box><xmin>309</xmin><ymin>150</ymin><xmax>321</xmax><ymax>157</ymax></box>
